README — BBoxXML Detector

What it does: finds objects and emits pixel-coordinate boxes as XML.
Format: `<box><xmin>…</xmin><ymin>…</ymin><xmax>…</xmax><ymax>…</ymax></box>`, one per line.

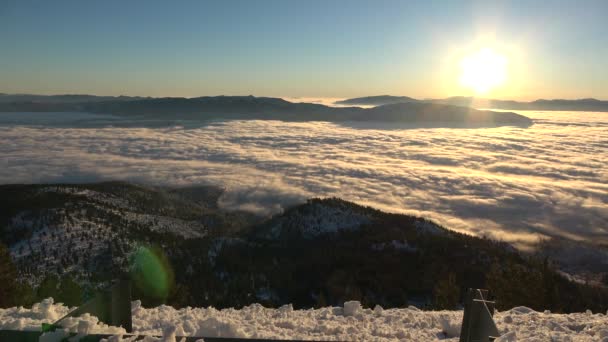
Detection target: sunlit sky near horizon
<box><xmin>1</xmin><ymin>0</ymin><xmax>607</xmax><ymax>100</ymax></box>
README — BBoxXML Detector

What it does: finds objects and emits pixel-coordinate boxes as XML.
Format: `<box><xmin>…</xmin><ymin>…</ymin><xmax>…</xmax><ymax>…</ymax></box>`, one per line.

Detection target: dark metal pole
<box><xmin>111</xmin><ymin>278</ymin><xmax>133</xmax><ymax>332</ymax></box>
<box><xmin>459</xmin><ymin>288</ymin><xmax>500</xmax><ymax>342</ymax></box>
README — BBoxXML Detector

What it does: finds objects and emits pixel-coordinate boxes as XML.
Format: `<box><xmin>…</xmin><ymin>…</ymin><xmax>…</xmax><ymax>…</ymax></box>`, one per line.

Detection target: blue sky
<box><xmin>1</xmin><ymin>0</ymin><xmax>606</xmax><ymax>99</ymax></box>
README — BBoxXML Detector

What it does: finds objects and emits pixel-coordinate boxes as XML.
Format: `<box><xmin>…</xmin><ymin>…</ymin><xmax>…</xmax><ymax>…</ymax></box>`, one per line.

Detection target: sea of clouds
<box><xmin>0</xmin><ymin>110</ymin><xmax>606</xmax><ymax>248</ymax></box>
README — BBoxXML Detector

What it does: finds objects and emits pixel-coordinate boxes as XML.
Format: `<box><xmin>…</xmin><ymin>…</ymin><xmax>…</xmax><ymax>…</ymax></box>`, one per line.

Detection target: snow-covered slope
<box><xmin>3</xmin><ymin>182</ymin><xmax>607</xmax><ymax>315</ymax></box>
<box><xmin>1</xmin><ymin>183</ymin><xmax>233</xmax><ymax>287</ymax></box>
<box><xmin>260</xmin><ymin>198</ymin><xmax>374</xmax><ymax>239</ymax></box>
<box><xmin>254</xmin><ymin>198</ymin><xmax>450</xmax><ymax>241</ymax></box>
<box><xmin>1</xmin><ymin>299</ymin><xmax>607</xmax><ymax>341</ymax></box>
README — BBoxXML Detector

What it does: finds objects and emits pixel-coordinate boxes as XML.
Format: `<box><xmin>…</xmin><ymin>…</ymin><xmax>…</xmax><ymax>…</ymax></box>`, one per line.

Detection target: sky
<box><xmin>1</xmin><ymin>0</ymin><xmax>607</xmax><ymax>100</ymax></box>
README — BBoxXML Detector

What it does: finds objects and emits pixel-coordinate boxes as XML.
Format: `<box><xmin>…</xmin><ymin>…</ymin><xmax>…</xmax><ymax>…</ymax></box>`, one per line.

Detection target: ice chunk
<box><xmin>373</xmin><ymin>305</ymin><xmax>383</xmax><ymax>316</ymax></box>
<box><xmin>438</xmin><ymin>314</ymin><xmax>461</xmax><ymax>338</ymax></box>
<box><xmin>196</xmin><ymin>317</ymin><xmax>246</xmax><ymax>338</ymax></box>
<box><xmin>343</xmin><ymin>301</ymin><xmax>362</xmax><ymax>317</ymax></box>
<box><xmin>510</xmin><ymin>306</ymin><xmax>535</xmax><ymax>314</ymax></box>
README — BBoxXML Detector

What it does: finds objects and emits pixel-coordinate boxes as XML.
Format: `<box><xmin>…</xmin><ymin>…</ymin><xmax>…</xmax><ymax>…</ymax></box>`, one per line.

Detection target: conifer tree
<box><xmin>37</xmin><ymin>274</ymin><xmax>60</xmax><ymax>301</ymax></box>
<box><xmin>0</xmin><ymin>243</ymin><xmax>18</xmax><ymax>307</ymax></box>
<box><xmin>433</xmin><ymin>272</ymin><xmax>459</xmax><ymax>309</ymax></box>
<box><xmin>58</xmin><ymin>276</ymin><xmax>83</xmax><ymax>307</ymax></box>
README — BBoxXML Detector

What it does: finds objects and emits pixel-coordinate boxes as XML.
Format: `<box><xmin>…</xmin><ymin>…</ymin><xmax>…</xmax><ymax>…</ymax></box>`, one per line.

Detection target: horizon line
<box><xmin>1</xmin><ymin>92</ymin><xmax>606</xmax><ymax>103</ymax></box>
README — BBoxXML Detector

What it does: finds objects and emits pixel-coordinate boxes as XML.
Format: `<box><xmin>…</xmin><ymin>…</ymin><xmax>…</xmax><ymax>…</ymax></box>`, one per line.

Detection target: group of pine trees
<box><xmin>1</xmin><ymin>243</ymin><xmax>83</xmax><ymax>308</ymax></box>
<box><xmin>2</xmin><ymin>185</ymin><xmax>608</xmax><ymax>314</ymax></box>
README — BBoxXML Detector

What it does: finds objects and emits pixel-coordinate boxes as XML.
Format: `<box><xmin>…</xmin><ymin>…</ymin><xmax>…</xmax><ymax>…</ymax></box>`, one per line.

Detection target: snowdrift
<box><xmin>1</xmin><ymin>299</ymin><xmax>607</xmax><ymax>341</ymax></box>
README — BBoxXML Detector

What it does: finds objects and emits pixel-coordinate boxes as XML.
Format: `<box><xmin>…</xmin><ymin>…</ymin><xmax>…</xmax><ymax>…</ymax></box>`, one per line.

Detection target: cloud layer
<box><xmin>1</xmin><ymin>110</ymin><xmax>606</xmax><ymax>248</ymax></box>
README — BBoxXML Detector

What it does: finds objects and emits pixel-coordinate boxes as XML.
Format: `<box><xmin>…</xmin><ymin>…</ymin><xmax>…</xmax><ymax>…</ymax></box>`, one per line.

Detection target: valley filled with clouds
<box><xmin>0</xmin><ymin>110</ymin><xmax>606</xmax><ymax>248</ymax></box>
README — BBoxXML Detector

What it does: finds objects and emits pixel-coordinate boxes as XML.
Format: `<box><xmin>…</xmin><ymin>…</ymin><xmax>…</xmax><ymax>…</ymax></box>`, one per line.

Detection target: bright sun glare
<box><xmin>459</xmin><ymin>48</ymin><xmax>508</xmax><ymax>95</ymax></box>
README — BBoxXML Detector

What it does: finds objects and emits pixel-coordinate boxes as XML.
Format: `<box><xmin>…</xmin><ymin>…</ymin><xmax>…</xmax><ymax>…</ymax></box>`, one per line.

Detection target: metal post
<box><xmin>459</xmin><ymin>288</ymin><xmax>500</xmax><ymax>342</ymax></box>
<box><xmin>53</xmin><ymin>278</ymin><xmax>132</xmax><ymax>333</ymax></box>
<box><xmin>111</xmin><ymin>278</ymin><xmax>133</xmax><ymax>332</ymax></box>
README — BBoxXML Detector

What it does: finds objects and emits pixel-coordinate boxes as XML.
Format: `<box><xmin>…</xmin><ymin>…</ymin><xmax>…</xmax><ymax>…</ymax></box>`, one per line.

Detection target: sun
<box><xmin>459</xmin><ymin>48</ymin><xmax>508</xmax><ymax>95</ymax></box>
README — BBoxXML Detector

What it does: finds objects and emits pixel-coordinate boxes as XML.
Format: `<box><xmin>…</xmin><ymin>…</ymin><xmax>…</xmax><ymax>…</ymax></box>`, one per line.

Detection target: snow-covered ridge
<box><xmin>261</xmin><ymin>198</ymin><xmax>448</xmax><ymax>241</ymax></box>
<box><xmin>36</xmin><ymin>185</ymin><xmax>209</xmax><ymax>238</ymax></box>
<box><xmin>8</xmin><ymin>203</ymin><xmax>205</xmax><ymax>285</ymax></box>
<box><xmin>1</xmin><ymin>299</ymin><xmax>607</xmax><ymax>341</ymax></box>
<box><xmin>8</xmin><ymin>208</ymin><xmax>128</xmax><ymax>285</ymax></box>
<box><xmin>115</xmin><ymin>210</ymin><xmax>207</xmax><ymax>239</ymax></box>
<box><xmin>265</xmin><ymin>200</ymin><xmax>372</xmax><ymax>239</ymax></box>
<box><xmin>7</xmin><ymin>186</ymin><xmax>209</xmax><ymax>286</ymax></box>
<box><xmin>37</xmin><ymin>186</ymin><xmax>131</xmax><ymax>210</ymax></box>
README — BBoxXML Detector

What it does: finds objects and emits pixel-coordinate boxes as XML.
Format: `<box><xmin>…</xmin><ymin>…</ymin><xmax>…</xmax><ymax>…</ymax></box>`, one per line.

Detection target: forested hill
<box><xmin>1</xmin><ymin>182</ymin><xmax>606</xmax><ymax>312</ymax></box>
<box><xmin>0</xmin><ymin>95</ymin><xmax>532</xmax><ymax>127</ymax></box>
<box><xmin>336</xmin><ymin>95</ymin><xmax>608</xmax><ymax>111</ymax></box>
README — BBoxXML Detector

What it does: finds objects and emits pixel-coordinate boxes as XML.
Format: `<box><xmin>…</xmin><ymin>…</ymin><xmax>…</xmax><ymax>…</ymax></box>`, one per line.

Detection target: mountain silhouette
<box><xmin>337</xmin><ymin>95</ymin><xmax>608</xmax><ymax>111</ymax></box>
<box><xmin>0</xmin><ymin>94</ymin><xmax>532</xmax><ymax>127</ymax></box>
<box><xmin>335</xmin><ymin>95</ymin><xmax>418</xmax><ymax>106</ymax></box>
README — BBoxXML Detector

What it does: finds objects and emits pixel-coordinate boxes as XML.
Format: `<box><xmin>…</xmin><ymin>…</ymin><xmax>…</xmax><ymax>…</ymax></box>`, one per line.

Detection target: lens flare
<box><xmin>130</xmin><ymin>246</ymin><xmax>174</xmax><ymax>300</ymax></box>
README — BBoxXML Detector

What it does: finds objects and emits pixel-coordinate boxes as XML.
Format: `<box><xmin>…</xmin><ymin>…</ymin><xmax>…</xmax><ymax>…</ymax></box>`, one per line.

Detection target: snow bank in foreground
<box><xmin>1</xmin><ymin>299</ymin><xmax>607</xmax><ymax>341</ymax></box>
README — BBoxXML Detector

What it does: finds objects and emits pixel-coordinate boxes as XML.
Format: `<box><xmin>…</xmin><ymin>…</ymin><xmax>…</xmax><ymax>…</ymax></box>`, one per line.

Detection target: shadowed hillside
<box><xmin>1</xmin><ymin>182</ymin><xmax>606</xmax><ymax>312</ymax></box>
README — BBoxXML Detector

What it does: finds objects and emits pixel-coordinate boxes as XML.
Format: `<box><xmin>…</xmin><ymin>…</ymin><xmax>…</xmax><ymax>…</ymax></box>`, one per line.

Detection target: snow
<box><xmin>1</xmin><ymin>299</ymin><xmax>608</xmax><ymax>341</ymax></box>
<box><xmin>7</xmin><ymin>208</ymin><xmax>129</xmax><ymax>286</ymax></box>
<box><xmin>0</xmin><ymin>298</ymin><xmax>125</xmax><ymax>335</ymax></box>
<box><xmin>7</xmin><ymin>187</ymin><xmax>208</xmax><ymax>286</ymax></box>
<box><xmin>494</xmin><ymin>331</ymin><xmax>516</xmax><ymax>342</ymax></box>
<box><xmin>371</xmin><ymin>240</ymin><xmax>417</xmax><ymax>253</ymax></box>
<box><xmin>36</xmin><ymin>186</ymin><xmax>208</xmax><ymax>239</ymax></box>
<box><xmin>342</xmin><ymin>301</ymin><xmax>362</xmax><ymax>317</ymax></box>
<box><xmin>119</xmin><ymin>211</ymin><xmax>207</xmax><ymax>239</ymax></box>
<box><xmin>509</xmin><ymin>306</ymin><xmax>536</xmax><ymax>315</ymax></box>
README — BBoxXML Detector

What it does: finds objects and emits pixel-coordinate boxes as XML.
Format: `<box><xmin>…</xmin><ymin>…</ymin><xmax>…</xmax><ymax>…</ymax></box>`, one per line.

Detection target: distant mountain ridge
<box><xmin>335</xmin><ymin>95</ymin><xmax>418</xmax><ymax>106</ymax></box>
<box><xmin>0</xmin><ymin>93</ymin><xmax>148</xmax><ymax>103</ymax></box>
<box><xmin>3</xmin><ymin>93</ymin><xmax>605</xmax><ymax>112</ymax></box>
<box><xmin>0</xmin><ymin>94</ymin><xmax>532</xmax><ymax>127</ymax></box>
<box><xmin>337</xmin><ymin>95</ymin><xmax>608</xmax><ymax>111</ymax></box>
